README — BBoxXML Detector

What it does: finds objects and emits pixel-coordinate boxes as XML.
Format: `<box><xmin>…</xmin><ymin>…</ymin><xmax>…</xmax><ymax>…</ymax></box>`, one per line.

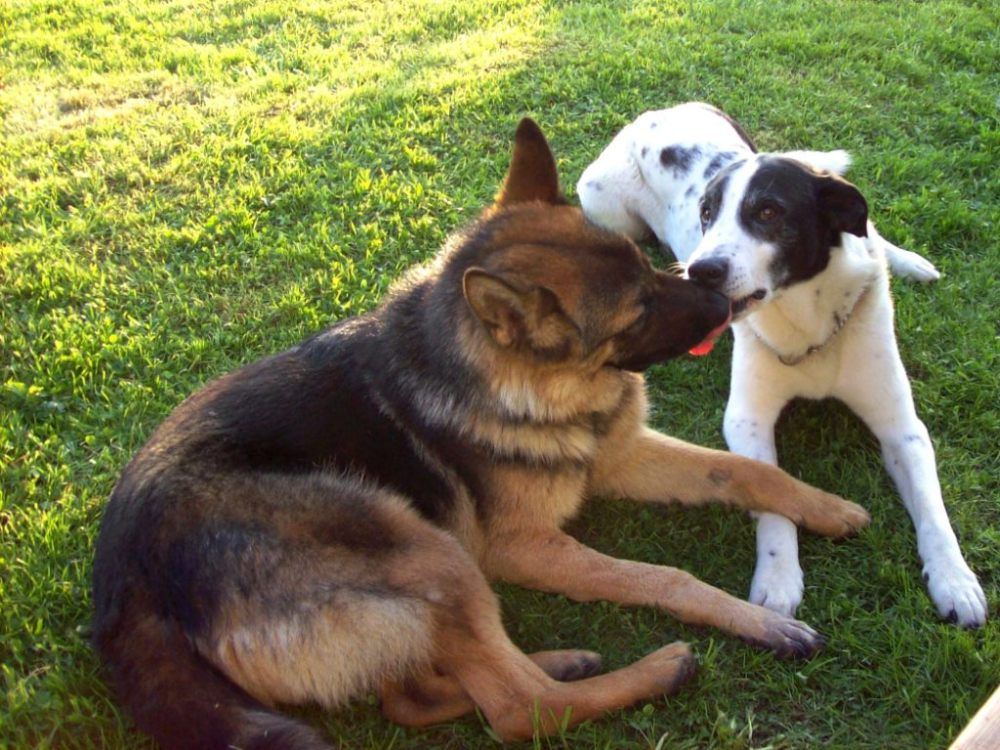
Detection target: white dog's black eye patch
<box><xmin>742</xmin><ymin>157</ymin><xmax>868</xmax><ymax>287</ymax></box>
<box><xmin>702</xmin><ymin>151</ymin><xmax>739</xmax><ymax>181</ymax></box>
<box><xmin>700</xmin><ymin>159</ymin><xmax>746</xmax><ymax>228</ymax></box>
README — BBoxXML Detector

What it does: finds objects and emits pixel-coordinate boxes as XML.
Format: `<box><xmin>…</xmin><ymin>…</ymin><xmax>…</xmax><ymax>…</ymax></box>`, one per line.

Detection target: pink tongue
<box><xmin>688</xmin><ymin>313</ymin><xmax>733</xmax><ymax>356</ymax></box>
<box><xmin>688</xmin><ymin>338</ymin><xmax>716</xmax><ymax>356</ymax></box>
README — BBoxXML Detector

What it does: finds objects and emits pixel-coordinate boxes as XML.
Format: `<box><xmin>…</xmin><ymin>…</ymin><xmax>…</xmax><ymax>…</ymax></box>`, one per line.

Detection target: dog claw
<box><xmin>663</xmin><ymin>647</ymin><xmax>698</xmax><ymax>692</ymax></box>
<box><xmin>774</xmin><ymin>621</ymin><xmax>825</xmax><ymax>659</ymax></box>
<box><xmin>924</xmin><ymin>559</ymin><xmax>988</xmax><ymax>628</ymax></box>
<box><xmin>744</xmin><ymin>615</ymin><xmax>825</xmax><ymax>659</ymax></box>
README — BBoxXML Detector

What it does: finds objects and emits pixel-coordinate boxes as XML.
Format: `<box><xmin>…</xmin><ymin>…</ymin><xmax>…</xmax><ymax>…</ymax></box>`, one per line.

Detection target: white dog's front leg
<box><xmin>724</xmin><ymin>399</ymin><xmax>803</xmax><ymax>617</ymax></box>
<box><xmin>749</xmin><ymin>513</ymin><xmax>803</xmax><ymax>616</ymax></box>
<box><xmin>878</xmin><ymin>421</ymin><xmax>987</xmax><ymax>627</ymax></box>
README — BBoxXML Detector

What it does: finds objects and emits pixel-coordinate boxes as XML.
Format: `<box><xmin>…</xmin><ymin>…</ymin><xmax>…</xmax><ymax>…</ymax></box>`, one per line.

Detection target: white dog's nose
<box><xmin>688</xmin><ymin>257</ymin><xmax>729</xmax><ymax>289</ymax></box>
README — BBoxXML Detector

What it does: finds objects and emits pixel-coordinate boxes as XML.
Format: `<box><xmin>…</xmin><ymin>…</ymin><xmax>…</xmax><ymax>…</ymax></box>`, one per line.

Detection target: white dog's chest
<box><xmin>732</xmin><ymin>269</ymin><xmax>892</xmax><ymax>404</ymax></box>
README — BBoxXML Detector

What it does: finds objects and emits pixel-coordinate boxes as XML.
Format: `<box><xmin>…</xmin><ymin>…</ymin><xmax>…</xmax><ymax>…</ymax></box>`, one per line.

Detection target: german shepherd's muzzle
<box><xmin>93</xmin><ymin>119</ymin><xmax>869</xmax><ymax>749</ymax></box>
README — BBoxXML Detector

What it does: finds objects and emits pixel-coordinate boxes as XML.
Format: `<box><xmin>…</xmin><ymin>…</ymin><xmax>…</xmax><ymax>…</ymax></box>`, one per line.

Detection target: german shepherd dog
<box><xmin>93</xmin><ymin>119</ymin><xmax>870</xmax><ymax>749</ymax></box>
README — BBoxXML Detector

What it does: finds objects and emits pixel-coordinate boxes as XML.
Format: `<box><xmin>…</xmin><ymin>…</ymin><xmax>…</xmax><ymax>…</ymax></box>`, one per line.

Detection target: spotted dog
<box><xmin>578</xmin><ymin>102</ymin><xmax>986</xmax><ymax>627</ymax></box>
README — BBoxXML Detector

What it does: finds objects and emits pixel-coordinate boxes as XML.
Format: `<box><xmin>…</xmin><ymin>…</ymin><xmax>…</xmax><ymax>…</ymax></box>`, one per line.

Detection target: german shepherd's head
<box><xmin>442</xmin><ymin>119</ymin><xmax>731</xmax><ymax>376</ymax></box>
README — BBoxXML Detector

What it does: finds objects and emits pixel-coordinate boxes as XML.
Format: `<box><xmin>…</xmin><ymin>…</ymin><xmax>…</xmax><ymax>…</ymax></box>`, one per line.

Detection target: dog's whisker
<box><xmin>666</xmin><ymin>261</ymin><xmax>686</xmax><ymax>276</ymax></box>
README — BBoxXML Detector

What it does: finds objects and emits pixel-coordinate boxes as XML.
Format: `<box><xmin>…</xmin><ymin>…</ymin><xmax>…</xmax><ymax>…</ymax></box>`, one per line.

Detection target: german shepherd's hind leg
<box><xmin>96</xmin><ymin>474</ymin><xmax>477</xmax><ymax>750</ymax></box>
<box><xmin>94</xmin><ymin>598</ymin><xmax>335</xmax><ymax>750</ymax></box>
<box><xmin>435</xmin><ymin>625</ymin><xmax>695</xmax><ymax>740</ymax></box>
<box><xmin>190</xmin><ymin>474</ymin><xmax>690</xmax><ymax>741</ymax></box>
<box><xmin>187</xmin><ymin>487</ymin><xmax>450</xmax><ymax>715</ymax></box>
<box><xmin>380</xmin><ymin>649</ymin><xmax>603</xmax><ymax>728</ymax></box>
<box><xmin>370</xmin><ymin>513</ymin><xmax>694</xmax><ymax>738</ymax></box>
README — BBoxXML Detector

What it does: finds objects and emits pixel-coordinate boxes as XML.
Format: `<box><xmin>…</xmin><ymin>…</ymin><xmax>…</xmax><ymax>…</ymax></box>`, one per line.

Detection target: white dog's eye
<box><xmin>757</xmin><ymin>206</ymin><xmax>779</xmax><ymax>222</ymax></box>
<box><xmin>700</xmin><ymin>205</ymin><xmax>712</xmax><ymax>224</ymax></box>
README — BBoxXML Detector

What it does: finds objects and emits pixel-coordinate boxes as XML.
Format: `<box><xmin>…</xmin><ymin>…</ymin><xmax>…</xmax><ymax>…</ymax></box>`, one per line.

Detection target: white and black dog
<box><xmin>578</xmin><ymin>102</ymin><xmax>986</xmax><ymax>627</ymax></box>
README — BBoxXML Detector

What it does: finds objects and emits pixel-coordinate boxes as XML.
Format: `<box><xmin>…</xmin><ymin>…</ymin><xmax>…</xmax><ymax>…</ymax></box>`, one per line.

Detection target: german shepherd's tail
<box><xmin>95</xmin><ymin>607</ymin><xmax>333</xmax><ymax>750</ymax></box>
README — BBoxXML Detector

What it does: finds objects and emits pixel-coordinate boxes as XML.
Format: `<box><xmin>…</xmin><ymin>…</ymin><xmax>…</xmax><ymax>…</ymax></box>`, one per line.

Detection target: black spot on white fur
<box><xmin>660</xmin><ymin>146</ymin><xmax>701</xmax><ymax>175</ymax></box>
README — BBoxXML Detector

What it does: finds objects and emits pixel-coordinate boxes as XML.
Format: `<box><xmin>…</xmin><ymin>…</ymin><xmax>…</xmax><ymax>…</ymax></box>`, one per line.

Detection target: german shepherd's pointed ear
<box><xmin>463</xmin><ymin>267</ymin><xmax>565</xmax><ymax>349</ymax></box>
<box><xmin>816</xmin><ymin>173</ymin><xmax>869</xmax><ymax>238</ymax></box>
<box><xmin>494</xmin><ymin>118</ymin><xmax>565</xmax><ymax>207</ymax></box>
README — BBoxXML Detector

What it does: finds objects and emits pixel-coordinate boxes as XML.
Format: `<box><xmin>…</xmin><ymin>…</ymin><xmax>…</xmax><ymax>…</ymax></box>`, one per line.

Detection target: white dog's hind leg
<box><xmin>576</xmin><ymin>181</ymin><xmax>650</xmax><ymax>240</ymax></box>
<box><xmin>724</xmin><ymin>396</ymin><xmax>803</xmax><ymax>616</ymax></box>
<box><xmin>875</xmin><ymin>227</ymin><xmax>941</xmax><ymax>283</ymax></box>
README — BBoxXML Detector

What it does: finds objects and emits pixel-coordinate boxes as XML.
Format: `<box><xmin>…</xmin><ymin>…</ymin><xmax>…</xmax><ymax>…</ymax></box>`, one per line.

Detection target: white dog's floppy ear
<box><xmin>576</xmin><ymin>125</ymin><xmax>649</xmax><ymax>239</ymax></box>
<box><xmin>816</xmin><ymin>173</ymin><xmax>869</xmax><ymax>238</ymax></box>
<box><xmin>782</xmin><ymin>149</ymin><xmax>851</xmax><ymax>176</ymax></box>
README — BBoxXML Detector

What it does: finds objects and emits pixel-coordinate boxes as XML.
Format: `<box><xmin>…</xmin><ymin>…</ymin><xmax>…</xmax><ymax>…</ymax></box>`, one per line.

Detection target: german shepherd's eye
<box><xmin>625</xmin><ymin>295</ymin><xmax>654</xmax><ymax>332</ymax></box>
<box><xmin>757</xmin><ymin>204</ymin><xmax>781</xmax><ymax>222</ymax></box>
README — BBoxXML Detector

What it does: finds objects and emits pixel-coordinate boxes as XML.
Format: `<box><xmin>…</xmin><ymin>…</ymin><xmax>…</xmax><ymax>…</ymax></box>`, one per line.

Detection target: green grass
<box><xmin>2</xmin><ymin>0</ymin><xmax>999</xmax><ymax>747</ymax></box>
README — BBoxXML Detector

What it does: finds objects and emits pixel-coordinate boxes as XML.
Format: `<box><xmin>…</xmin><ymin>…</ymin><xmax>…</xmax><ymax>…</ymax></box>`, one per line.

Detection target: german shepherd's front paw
<box><xmin>742</xmin><ymin>611</ymin><xmax>826</xmax><ymax>659</ymax></box>
<box><xmin>796</xmin><ymin>488</ymin><xmax>870</xmax><ymax>539</ymax></box>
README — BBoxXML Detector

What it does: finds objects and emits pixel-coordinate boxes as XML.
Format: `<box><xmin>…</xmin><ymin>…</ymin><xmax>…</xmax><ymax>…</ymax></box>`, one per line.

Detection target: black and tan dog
<box><xmin>92</xmin><ymin>119</ymin><xmax>869</xmax><ymax>749</ymax></box>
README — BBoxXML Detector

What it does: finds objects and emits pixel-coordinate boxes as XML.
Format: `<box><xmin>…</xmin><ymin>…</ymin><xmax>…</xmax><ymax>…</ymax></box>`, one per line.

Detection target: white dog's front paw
<box><xmin>889</xmin><ymin>248</ymin><xmax>941</xmax><ymax>283</ymax></box>
<box><xmin>749</xmin><ymin>557</ymin><xmax>804</xmax><ymax>616</ymax></box>
<box><xmin>924</xmin><ymin>559</ymin><xmax>988</xmax><ymax>628</ymax></box>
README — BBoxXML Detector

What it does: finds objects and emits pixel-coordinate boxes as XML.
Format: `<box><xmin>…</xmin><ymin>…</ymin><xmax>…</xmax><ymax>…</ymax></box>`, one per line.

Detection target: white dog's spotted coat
<box><xmin>578</xmin><ymin>102</ymin><xmax>986</xmax><ymax>627</ymax></box>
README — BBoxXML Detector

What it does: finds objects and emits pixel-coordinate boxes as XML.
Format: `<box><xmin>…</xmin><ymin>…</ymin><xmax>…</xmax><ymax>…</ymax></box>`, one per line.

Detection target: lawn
<box><xmin>1</xmin><ymin>0</ymin><xmax>998</xmax><ymax>748</ymax></box>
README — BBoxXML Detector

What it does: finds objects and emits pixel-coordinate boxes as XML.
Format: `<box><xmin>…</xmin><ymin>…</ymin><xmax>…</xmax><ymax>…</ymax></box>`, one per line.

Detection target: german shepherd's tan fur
<box><xmin>92</xmin><ymin>120</ymin><xmax>869</xmax><ymax>749</ymax></box>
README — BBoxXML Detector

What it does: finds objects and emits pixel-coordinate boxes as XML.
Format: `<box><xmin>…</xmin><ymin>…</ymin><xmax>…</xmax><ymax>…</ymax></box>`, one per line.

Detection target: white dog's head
<box><xmin>685</xmin><ymin>154</ymin><xmax>868</xmax><ymax>319</ymax></box>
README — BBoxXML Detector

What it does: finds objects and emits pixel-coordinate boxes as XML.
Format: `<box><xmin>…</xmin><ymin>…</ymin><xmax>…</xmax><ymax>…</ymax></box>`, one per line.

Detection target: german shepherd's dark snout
<box><xmin>93</xmin><ymin>119</ymin><xmax>868</xmax><ymax>749</ymax></box>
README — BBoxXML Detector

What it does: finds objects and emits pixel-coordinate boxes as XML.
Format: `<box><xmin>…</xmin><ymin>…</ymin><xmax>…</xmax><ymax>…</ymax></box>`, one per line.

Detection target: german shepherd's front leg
<box><xmin>485</xmin><ymin>529</ymin><xmax>825</xmax><ymax>658</ymax></box>
<box><xmin>591</xmin><ymin>425</ymin><xmax>870</xmax><ymax>537</ymax></box>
